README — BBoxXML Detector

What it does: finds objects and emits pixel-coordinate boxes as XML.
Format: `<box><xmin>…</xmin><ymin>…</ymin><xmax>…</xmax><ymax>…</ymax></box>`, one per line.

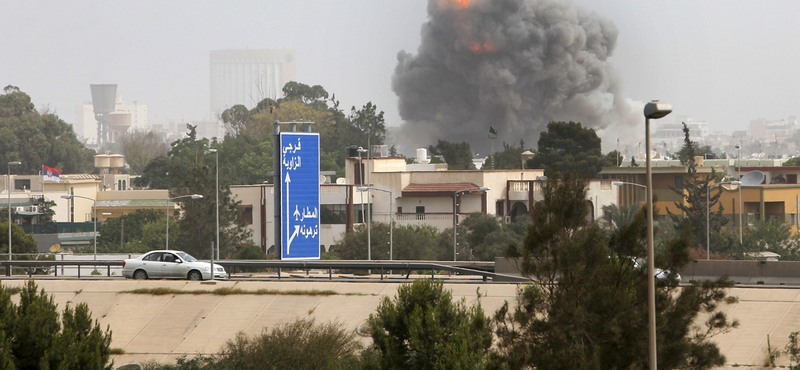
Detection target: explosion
<box><xmin>392</xmin><ymin>0</ymin><xmax>640</xmax><ymax>154</ymax></box>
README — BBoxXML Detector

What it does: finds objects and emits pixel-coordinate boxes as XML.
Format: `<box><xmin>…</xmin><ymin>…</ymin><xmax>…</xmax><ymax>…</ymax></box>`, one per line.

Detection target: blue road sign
<box><xmin>279</xmin><ymin>132</ymin><xmax>320</xmax><ymax>260</ymax></box>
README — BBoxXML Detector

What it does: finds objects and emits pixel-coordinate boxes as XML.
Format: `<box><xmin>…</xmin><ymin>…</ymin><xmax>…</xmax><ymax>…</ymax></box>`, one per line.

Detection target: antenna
<box><xmin>740</xmin><ymin>170</ymin><xmax>765</xmax><ymax>186</ymax></box>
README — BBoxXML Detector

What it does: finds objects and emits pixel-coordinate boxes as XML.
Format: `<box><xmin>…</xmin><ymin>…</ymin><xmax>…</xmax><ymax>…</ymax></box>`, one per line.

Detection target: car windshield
<box><xmin>176</xmin><ymin>252</ymin><xmax>197</xmax><ymax>262</ymax></box>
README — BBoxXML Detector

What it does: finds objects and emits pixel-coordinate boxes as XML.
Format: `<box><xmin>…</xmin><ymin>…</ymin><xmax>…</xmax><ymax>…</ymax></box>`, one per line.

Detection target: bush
<box><xmin>141</xmin><ymin>318</ymin><xmax>363</xmax><ymax>370</ymax></box>
<box><xmin>0</xmin><ymin>280</ymin><xmax>113</xmax><ymax>369</ymax></box>
<box><xmin>366</xmin><ymin>279</ymin><xmax>493</xmax><ymax>369</ymax></box>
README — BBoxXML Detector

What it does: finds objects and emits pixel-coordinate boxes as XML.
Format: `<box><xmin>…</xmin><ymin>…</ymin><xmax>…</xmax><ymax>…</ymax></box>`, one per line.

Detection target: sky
<box><xmin>3</xmin><ymin>0</ymin><xmax>800</xmax><ymax>146</ymax></box>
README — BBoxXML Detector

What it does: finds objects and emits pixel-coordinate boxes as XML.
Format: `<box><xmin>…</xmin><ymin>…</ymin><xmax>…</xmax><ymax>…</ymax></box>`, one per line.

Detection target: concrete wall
<box><xmin>3</xmin><ymin>278</ymin><xmax>798</xmax><ymax>369</ymax></box>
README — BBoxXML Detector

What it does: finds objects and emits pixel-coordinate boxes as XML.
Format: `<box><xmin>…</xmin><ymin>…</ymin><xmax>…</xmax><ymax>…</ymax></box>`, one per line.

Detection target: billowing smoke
<box><xmin>393</xmin><ymin>0</ymin><xmax>641</xmax><ymax>154</ymax></box>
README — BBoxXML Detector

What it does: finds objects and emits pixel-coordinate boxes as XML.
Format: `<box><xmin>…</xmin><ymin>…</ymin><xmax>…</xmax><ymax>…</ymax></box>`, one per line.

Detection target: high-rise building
<box><xmin>209</xmin><ymin>48</ymin><xmax>296</xmax><ymax>119</ymax></box>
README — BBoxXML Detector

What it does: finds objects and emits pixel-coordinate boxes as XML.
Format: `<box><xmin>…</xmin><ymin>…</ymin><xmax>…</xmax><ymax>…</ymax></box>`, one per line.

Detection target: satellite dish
<box><xmin>49</xmin><ymin>244</ymin><xmax>61</xmax><ymax>253</ymax></box>
<box><xmin>740</xmin><ymin>170</ymin><xmax>765</xmax><ymax>186</ymax></box>
<box><xmin>336</xmin><ymin>178</ymin><xmax>347</xmax><ymax>185</ymax></box>
<box><xmin>319</xmin><ymin>175</ymin><xmax>327</xmax><ymax>184</ymax></box>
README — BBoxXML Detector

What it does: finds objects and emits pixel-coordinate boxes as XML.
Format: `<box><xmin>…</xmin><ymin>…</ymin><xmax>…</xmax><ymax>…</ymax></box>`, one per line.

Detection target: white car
<box><xmin>630</xmin><ymin>257</ymin><xmax>681</xmax><ymax>283</ymax></box>
<box><xmin>121</xmin><ymin>250</ymin><xmax>226</xmax><ymax>280</ymax></box>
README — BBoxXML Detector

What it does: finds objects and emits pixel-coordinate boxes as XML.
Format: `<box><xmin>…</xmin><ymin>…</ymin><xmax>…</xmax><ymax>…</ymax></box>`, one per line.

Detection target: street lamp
<box><xmin>357</xmin><ymin>186</ymin><xmax>393</xmax><ymax>260</ymax></box>
<box><xmin>612</xmin><ymin>181</ymin><xmax>647</xmax><ymax>201</ymax></box>
<box><xmin>644</xmin><ymin>100</ymin><xmax>672</xmax><ymax>370</ymax></box>
<box><xmin>7</xmin><ymin>161</ymin><xmax>20</xmax><ymax>263</ymax></box>
<box><xmin>166</xmin><ymin>194</ymin><xmax>203</xmax><ymax>250</ymax></box>
<box><xmin>61</xmin><ymin>194</ymin><xmax>98</xmax><ymax>260</ymax></box>
<box><xmin>706</xmin><ymin>181</ymin><xmax>741</xmax><ymax>260</ymax></box>
<box><xmin>453</xmin><ymin>186</ymin><xmax>490</xmax><ymax>262</ymax></box>
<box><xmin>206</xmin><ymin>148</ymin><xmax>220</xmax><ymax>260</ymax></box>
<box><xmin>735</xmin><ymin>143</ymin><xmax>743</xmax><ymax>243</ymax></box>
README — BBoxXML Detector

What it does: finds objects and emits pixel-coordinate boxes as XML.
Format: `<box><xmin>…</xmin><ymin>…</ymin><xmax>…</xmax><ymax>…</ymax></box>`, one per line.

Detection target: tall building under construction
<box><xmin>209</xmin><ymin>48</ymin><xmax>296</xmax><ymax>119</ymax></box>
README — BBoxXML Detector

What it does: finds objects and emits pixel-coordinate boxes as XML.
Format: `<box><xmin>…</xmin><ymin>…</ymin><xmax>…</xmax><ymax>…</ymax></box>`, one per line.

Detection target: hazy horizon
<box><xmin>3</xmin><ymin>0</ymin><xmax>799</xmax><ymax>150</ymax></box>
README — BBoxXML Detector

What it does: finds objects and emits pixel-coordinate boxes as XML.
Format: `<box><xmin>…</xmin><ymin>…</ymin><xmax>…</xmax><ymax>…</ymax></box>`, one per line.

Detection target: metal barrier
<box><xmin>1</xmin><ymin>260</ymin><xmax>124</xmax><ymax>278</ymax></box>
<box><xmin>0</xmin><ymin>259</ymin><xmax>527</xmax><ymax>282</ymax></box>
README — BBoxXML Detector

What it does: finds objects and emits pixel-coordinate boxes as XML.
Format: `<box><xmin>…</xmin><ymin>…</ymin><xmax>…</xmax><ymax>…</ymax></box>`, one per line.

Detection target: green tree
<box><xmin>0</xmin><ymin>280</ymin><xmax>112</xmax><ymax>369</ymax></box>
<box><xmin>349</xmin><ymin>102</ymin><xmax>386</xmax><ymax>149</ymax></box>
<box><xmin>134</xmin><ymin>155</ymin><xmax>171</xmax><ymax>189</ymax></box>
<box><xmin>428</xmin><ymin>140</ymin><xmax>475</xmax><ymax>170</ymax></box>
<box><xmin>334</xmin><ymin>223</ymin><xmax>447</xmax><ymax>261</ymax></box>
<box><xmin>282</xmin><ymin>81</ymin><xmax>330</xmax><ymax>110</ymax></box>
<box><xmin>96</xmin><ymin>209</ymin><xmax>166</xmax><ymax>253</ymax></box>
<box><xmin>215</xmin><ymin>82</ymin><xmax>386</xmax><ymax>183</ymax></box>
<box><xmin>674</xmin><ymin>123</ymin><xmax>713</xmax><ymax>166</ymax></box>
<box><xmin>220</xmin><ymin>104</ymin><xmax>252</xmax><ymax>135</ymax></box>
<box><xmin>784</xmin><ymin>157</ymin><xmax>800</xmax><ymax>167</ymax></box>
<box><xmin>0</xmin><ymin>86</ymin><xmax>95</xmax><ymax>175</ymax></box>
<box><xmin>492</xmin><ymin>174</ymin><xmax>737</xmax><ymax>370</ymax></box>
<box><xmin>460</xmin><ymin>213</ymin><xmax>528</xmax><ymax>261</ymax></box>
<box><xmin>666</xmin><ymin>123</ymin><xmax>729</xmax><ymax>254</ymax></box>
<box><xmin>487</xmin><ymin>141</ymin><xmax>526</xmax><ymax>170</ymax></box>
<box><xmin>599</xmin><ymin>202</ymin><xmax>642</xmax><ymax>230</ymax></box>
<box><xmin>167</xmin><ymin>136</ymin><xmax>250</xmax><ymax>258</ymax></box>
<box><xmin>119</xmin><ymin>130</ymin><xmax>169</xmax><ymax>175</ymax></box>
<box><xmin>366</xmin><ymin>279</ymin><xmax>492</xmax><ymax>369</ymax></box>
<box><xmin>0</xmin><ymin>222</ymin><xmax>39</xmax><ymax>257</ymax></box>
<box><xmin>525</xmin><ymin>121</ymin><xmax>609</xmax><ymax>178</ymax></box>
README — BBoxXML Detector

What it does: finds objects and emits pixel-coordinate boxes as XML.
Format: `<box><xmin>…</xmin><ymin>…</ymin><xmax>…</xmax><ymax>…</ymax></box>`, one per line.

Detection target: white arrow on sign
<box><xmin>285</xmin><ymin>172</ymin><xmax>300</xmax><ymax>254</ymax></box>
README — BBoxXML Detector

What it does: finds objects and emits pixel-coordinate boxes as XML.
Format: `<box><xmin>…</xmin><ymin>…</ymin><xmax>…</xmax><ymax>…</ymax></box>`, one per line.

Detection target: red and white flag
<box><xmin>43</xmin><ymin>165</ymin><xmax>61</xmax><ymax>183</ymax></box>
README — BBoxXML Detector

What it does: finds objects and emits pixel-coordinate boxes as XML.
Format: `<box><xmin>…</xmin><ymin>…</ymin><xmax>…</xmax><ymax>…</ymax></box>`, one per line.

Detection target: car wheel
<box><xmin>133</xmin><ymin>270</ymin><xmax>148</xmax><ymax>280</ymax></box>
<box><xmin>188</xmin><ymin>270</ymin><xmax>202</xmax><ymax>281</ymax></box>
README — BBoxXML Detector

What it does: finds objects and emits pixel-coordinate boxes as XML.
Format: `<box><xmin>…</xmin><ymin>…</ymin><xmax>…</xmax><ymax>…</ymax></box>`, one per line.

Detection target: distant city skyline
<box><xmin>3</xmin><ymin>0</ymin><xmax>799</xmax><ymax>150</ymax></box>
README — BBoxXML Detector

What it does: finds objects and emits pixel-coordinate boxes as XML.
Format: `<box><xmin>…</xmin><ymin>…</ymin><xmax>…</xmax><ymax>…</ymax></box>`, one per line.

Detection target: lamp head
<box><xmin>612</xmin><ymin>181</ymin><xmax>625</xmax><ymax>186</ymax></box>
<box><xmin>644</xmin><ymin>100</ymin><xmax>672</xmax><ymax>119</ymax></box>
<box><xmin>731</xmin><ymin>181</ymin><xmax>742</xmax><ymax>185</ymax></box>
<box><xmin>357</xmin><ymin>187</ymin><xmax>369</xmax><ymax>191</ymax></box>
<box><xmin>190</xmin><ymin>194</ymin><xmax>203</xmax><ymax>200</ymax></box>
<box><xmin>8</xmin><ymin>161</ymin><xmax>21</xmax><ymax>166</ymax></box>
<box><xmin>206</xmin><ymin>148</ymin><xmax>218</xmax><ymax>154</ymax></box>
<box><xmin>60</xmin><ymin>194</ymin><xmax>73</xmax><ymax>199</ymax></box>
<box><xmin>479</xmin><ymin>186</ymin><xmax>491</xmax><ymax>191</ymax></box>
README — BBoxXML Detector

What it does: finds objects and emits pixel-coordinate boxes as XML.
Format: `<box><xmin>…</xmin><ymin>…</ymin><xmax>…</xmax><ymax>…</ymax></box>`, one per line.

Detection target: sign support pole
<box><xmin>273</xmin><ymin>120</ymin><xmax>282</xmax><ymax>260</ymax></box>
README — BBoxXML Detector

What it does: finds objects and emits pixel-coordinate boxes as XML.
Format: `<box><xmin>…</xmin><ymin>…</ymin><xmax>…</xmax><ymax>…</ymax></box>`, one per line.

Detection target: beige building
<box><xmin>230</xmin><ymin>154</ymin><xmax>620</xmax><ymax>255</ymax></box>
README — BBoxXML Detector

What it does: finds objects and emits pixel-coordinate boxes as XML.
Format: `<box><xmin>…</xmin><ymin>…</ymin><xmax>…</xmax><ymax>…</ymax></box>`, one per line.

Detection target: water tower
<box><xmin>90</xmin><ymin>84</ymin><xmax>117</xmax><ymax>145</ymax></box>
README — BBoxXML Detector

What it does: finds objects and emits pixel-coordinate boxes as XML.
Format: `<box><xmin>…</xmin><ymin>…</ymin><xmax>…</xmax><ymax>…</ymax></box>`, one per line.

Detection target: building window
<box><xmin>415</xmin><ymin>206</ymin><xmax>425</xmax><ymax>214</ymax></box>
<box><xmin>321</xmin><ymin>204</ymin><xmax>347</xmax><ymax>225</ymax></box>
<box><xmin>674</xmin><ymin>176</ymin><xmax>684</xmax><ymax>190</ymax></box>
<box><xmin>600</xmin><ymin>181</ymin><xmax>612</xmax><ymax>190</ymax></box>
<box><xmin>353</xmin><ymin>204</ymin><xmax>367</xmax><ymax>224</ymax></box>
<box><xmin>397</xmin><ymin>206</ymin><xmax>402</xmax><ymax>214</ymax></box>
<box><xmin>496</xmin><ymin>200</ymin><xmax>504</xmax><ymax>216</ymax></box>
<box><xmin>14</xmin><ymin>179</ymin><xmax>31</xmax><ymax>190</ymax></box>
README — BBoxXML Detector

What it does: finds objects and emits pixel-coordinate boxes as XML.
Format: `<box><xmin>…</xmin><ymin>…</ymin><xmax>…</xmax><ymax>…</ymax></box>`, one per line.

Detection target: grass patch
<box><xmin>109</xmin><ymin>348</ymin><xmax>125</xmax><ymax>355</ymax></box>
<box><xmin>122</xmin><ymin>287</ymin><xmax>368</xmax><ymax>296</ymax></box>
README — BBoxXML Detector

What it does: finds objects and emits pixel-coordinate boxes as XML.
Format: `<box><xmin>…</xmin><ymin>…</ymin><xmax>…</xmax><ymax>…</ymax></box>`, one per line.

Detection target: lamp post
<box><xmin>735</xmin><ymin>143</ymin><xmax>743</xmax><ymax>243</ymax></box>
<box><xmin>7</xmin><ymin>161</ymin><xmax>21</xmax><ymax>263</ymax></box>
<box><xmin>206</xmin><ymin>148</ymin><xmax>220</xmax><ymax>260</ymax></box>
<box><xmin>612</xmin><ymin>181</ymin><xmax>647</xmax><ymax>202</ymax></box>
<box><xmin>166</xmin><ymin>194</ymin><xmax>203</xmax><ymax>250</ymax></box>
<box><xmin>706</xmin><ymin>181</ymin><xmax>741</xmax><ymax>260</ymax></box>
<box><xmin>358</xmin><ymin>186</ymin><xmax>393</xmax><ymax>260</ymax></box>
<box><xmin>644</xmin><ymin>100</ymin><xmax>672</xmax><ymax>370</ymax></box>
<box><xmin>356</xmin><ymin>147</ymin><xmax>369</xmax><ymax>259</ymax></box>
<box><xmin>60</xmin><ymin>194</ymin><xmax>98</xmax><ymax>260</ymax></box>
<box><xmin>453</xmin><ymin>186</ymin><xmax>490</xmax><ymax>262</ymax></box>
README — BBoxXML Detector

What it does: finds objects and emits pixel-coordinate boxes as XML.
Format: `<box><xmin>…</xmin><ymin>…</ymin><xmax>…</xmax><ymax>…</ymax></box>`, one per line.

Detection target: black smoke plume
<box><xmin>392</xmin><ymin>0</ymin><xmax>640</xmax><ymax>154</ymax></box>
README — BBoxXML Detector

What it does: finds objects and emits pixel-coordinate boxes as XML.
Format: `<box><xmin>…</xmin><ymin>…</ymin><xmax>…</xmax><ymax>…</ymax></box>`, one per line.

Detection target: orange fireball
<box><xmin>451</xmin><ymin>0</ymin><xmax>469</xmax><ymax>9</ymax></box>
